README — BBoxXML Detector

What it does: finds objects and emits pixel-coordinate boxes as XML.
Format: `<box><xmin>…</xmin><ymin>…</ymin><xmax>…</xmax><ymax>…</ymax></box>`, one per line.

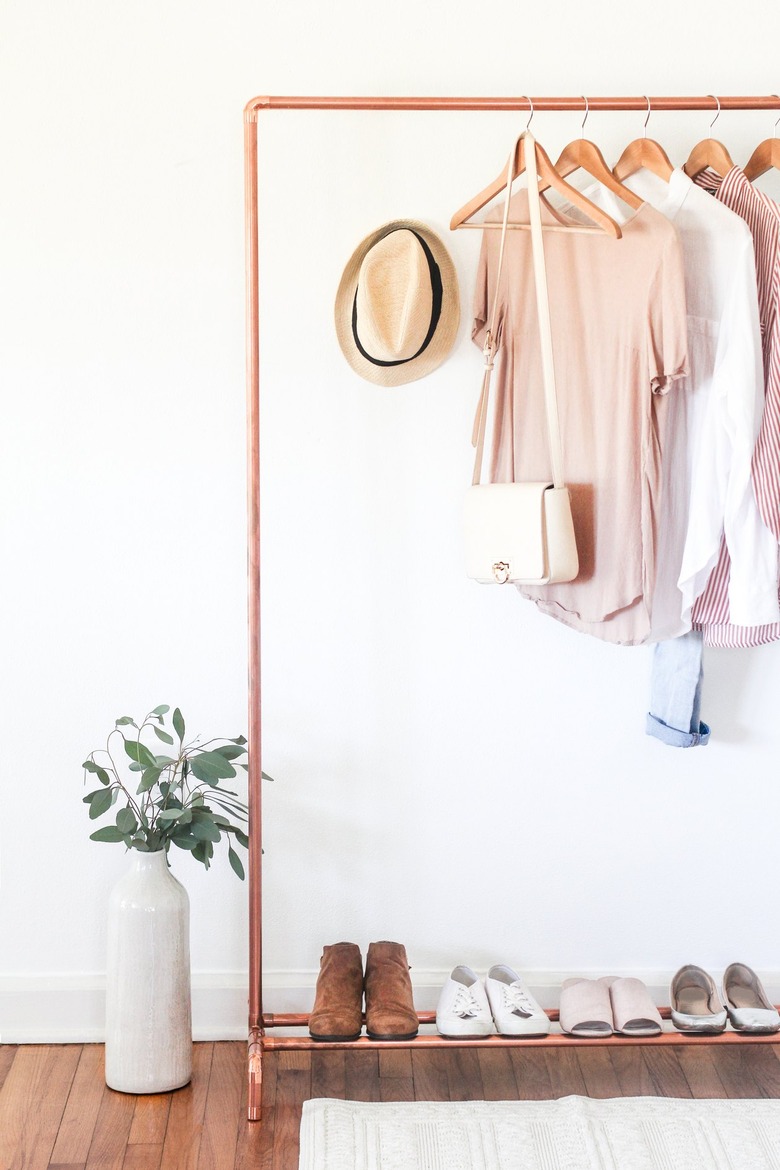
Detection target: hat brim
<box><xmin>334</xmin><ymin>220</ymin><xmax>460</xmax><ymax>387</ymax></box>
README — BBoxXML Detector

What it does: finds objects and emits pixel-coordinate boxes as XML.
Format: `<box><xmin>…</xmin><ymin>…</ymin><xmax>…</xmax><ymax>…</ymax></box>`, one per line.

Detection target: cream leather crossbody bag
<box><xmin>464</xmin><ymin>131</ymin><xmax>579</xmax><ymax>586</ymax></box>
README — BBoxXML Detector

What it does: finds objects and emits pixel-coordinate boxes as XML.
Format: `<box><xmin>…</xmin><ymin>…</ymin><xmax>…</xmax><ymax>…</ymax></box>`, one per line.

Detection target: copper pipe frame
<box><xmin>244</xmin><ymin>93</ymin><xmax>780</xmax><ymax>1123</ymax></box>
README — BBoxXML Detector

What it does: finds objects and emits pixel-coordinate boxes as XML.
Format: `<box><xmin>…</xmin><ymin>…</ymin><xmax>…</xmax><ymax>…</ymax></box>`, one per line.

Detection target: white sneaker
<box><xmin>486</xmin><ymin>965</ymin><xmax>551</xmax><ymax>1037</ymax></box>
<box><xmin>436</xmin><ymin>966</ymin><xmax>493</xmax><ymax>1037</ymax></box>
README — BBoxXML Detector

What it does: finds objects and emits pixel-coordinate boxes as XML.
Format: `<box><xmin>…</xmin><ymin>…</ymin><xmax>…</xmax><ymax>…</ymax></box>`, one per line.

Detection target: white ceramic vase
<box><xmin>105</xmin><ymin>849</ymin><xmax>192</xmax><ymax>1093</ymax></box>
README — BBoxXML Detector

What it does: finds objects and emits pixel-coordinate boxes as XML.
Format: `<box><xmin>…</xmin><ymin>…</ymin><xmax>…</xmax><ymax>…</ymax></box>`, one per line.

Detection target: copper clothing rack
<box><xmin>243</xmin><ymin>93</ymin><xmax>780</xmax><ymax>1122</ymax></box>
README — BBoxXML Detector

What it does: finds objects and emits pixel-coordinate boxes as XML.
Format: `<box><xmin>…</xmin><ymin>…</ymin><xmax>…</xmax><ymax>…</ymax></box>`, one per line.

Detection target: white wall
<box><xmin>2</xmin><ymin>0</ymin><xmax>780</xmax><ymax>1041</ymax></box>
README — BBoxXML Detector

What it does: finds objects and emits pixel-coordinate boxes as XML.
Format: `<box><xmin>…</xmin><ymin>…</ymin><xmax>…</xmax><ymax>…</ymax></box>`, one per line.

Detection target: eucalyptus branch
<box><xmin>83</xmin><ymin>706</ymin><xmax>267</xmax><ymax>878</ymax></box>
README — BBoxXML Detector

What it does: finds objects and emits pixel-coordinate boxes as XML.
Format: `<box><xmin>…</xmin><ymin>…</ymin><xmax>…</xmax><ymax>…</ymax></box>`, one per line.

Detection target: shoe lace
<box><xmin>503</xmin><ymin>984</ymin><xmax>534</xmax><ymax>1018</ymax></box>
<box><xmin>451</xmin><ymin>984</ymin><xmax>484</xmax><ymax>1019</ymax></box>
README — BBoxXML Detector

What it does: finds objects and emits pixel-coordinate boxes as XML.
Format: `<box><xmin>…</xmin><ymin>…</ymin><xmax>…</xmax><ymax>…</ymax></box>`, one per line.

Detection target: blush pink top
<box><xmin>473</xmin><ymin>192</ymin><xmax>688</xmax><ymax>645</ymax></box>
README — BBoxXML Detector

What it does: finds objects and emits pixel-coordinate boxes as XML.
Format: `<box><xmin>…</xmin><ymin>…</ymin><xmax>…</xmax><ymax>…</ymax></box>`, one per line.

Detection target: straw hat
<box><xmin>334</xmin><ymin>220</ymin><xmax>460</xmax><ymax>386</ymax></box>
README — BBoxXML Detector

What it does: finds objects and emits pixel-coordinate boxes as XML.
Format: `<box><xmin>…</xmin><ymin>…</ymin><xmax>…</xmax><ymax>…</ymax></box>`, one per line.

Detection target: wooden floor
<box><xmin>3</xmin><ymin>1041</ymin><xmax>780</xmax><ymax>1170</ymax></box>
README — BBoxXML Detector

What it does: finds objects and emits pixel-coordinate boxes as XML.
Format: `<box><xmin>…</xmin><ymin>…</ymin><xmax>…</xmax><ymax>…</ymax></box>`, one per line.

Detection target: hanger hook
<box><xmin>521</xmin><ymin>95</ymin><xmax>534</xmax><ymax>132</ymax></box>
<box><xmin>643</xmin><ymin>96</ymin><xmax>651</xmax><ymax>138</ymax></box>
<box><xmin>773</xmin><ymin>95</ymin><xmax>780</xmax><ymax>138</ymax></box>
<box><xmin>581</xmin><ymin>95</ymin><xmax>589</xmax><ymax>138</ymax></box>
<box><xmin>708</xmin><ymin>94</ymin><xmax>721</xmax><ymax>133</ymax></box>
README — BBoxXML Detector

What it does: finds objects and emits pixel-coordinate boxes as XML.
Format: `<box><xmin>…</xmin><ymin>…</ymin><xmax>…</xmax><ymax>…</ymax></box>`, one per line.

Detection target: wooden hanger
<box><xmin>744</xmin><ymin>101</ymin><xmax>780</xmax><ymax>180</ymax></box>
<box><xmin>450</xmin><ymin>103</ymin><xmax>622</xmax><ymax>239</ymax></box>
<box><xmin>547</xmin><ymin>97</ymin><xmax>643</xmax><ymax>210</ymax></box>
<box><xmin>613</xmin><ymin>97</ymin><xmax>674</xmax><ymax>181</ymax></box>
<box><xmin>683</xmin><ymin>96</ymin><xmax>734</xmax><ymax>178</ymax></box>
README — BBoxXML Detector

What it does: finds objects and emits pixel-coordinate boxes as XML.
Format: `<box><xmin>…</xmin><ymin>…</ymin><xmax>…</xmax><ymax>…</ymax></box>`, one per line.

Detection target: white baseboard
<box><xmin>4</xmin><ymin>968</ymin><xmax>779</xmax><ymax>1043</ymax></box>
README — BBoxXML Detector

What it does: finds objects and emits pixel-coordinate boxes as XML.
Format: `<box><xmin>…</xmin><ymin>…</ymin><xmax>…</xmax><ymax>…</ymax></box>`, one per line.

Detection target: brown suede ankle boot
<box><xmin>364</xmin><ymin>941</ymin><xmax>418</xmax><ymax>1041</ymax></box>
<box><xmin>308</xmin><ymin>942</ymin><xmax>364</xmax><ymax>1042</ymax></box>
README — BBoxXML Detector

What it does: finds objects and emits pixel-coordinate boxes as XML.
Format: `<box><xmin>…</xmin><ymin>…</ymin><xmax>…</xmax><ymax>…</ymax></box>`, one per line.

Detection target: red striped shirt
<box><xmin>692</xmin><ymin>167</ymin><xmax>780</xmax><ymax>647</ymax></box>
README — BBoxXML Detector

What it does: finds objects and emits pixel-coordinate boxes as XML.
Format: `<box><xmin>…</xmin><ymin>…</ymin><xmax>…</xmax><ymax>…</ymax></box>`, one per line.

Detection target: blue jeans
<box><xmin>646</xmin><ymin>630</ymin><xmax>711</xmax><ymax>748</ymax></box>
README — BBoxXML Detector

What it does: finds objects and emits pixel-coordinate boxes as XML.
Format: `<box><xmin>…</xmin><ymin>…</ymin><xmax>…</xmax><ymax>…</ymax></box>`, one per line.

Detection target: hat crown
<box><xmin>355</xmin><ymin>230</ymin><xmax>433</xmax><ymax>362</ymax></box>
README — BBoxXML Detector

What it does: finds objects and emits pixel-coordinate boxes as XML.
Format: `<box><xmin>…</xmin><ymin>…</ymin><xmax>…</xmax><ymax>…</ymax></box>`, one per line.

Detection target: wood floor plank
<box><xmin>48</xmin><ymin>1164</ymin><xmax>86</xmax><ymax>1170</ymax></box>
<box><xmin>271</xmin><ymin>1061</ymin><xmax>311</xmax><ymax>1170</ymax></box>
<box><xmin>737</xmin><ymin>1046</ymin><xmax>780</xmax><ymax>1097</ymax></box>
<box><xmin>122</xmin><ymin>1144</ymin><xmax>163</xmax><ymax>1170</ymax></box>
<box><xmin>344</xmin><ymin>1051</ymin><xmax>380</xmax><ymax>1102</ymax></box>
<box><xmin>50</xmin><ymin>1046</ymin><xmax>106</xmax><ymax>1165</ymax></box>
<box><xmin>379</xmin><ymin>1076</ymin><xmax>414</xmax><ymax>1102</ymax></box>
<box><xmin>543</xmin><ymin>1047</ymin><xmax>589</xmax><ymax>1098</ymax></box>
<box><xmin>159</xmin><ymin>1043</ymin><xmax>213</xmax><ymax>1170</ymax></box>
<box><xmin>575</xmin><ymin>1048</ymin><xmax>624</xmax><ymax>1097</ymax></box>
<box><xmin>0</xmin><ymin>1045</ymin><xmax>19</xmax><ymax>1092</ymax></box>
<box><xmin>477</xmin><ymin>1049</ymin><xmax>518</xmax><ymax>1100</ymax></box>
<box><xmin>676</xmin><ymin>1047</ymin><xmax>727</xmax><ymax>1097</ymax></box>
<box><xmin>0</xmin><ymin>1045</ymin><xmax>82</xmax><ymax>1170</ymax></box>
<box><xmin>445</xmin><ymin>1047</ymin><xmax>484</xmax><ymax>1102</ymax></box>
<box><xmin>508</xmin><ymin>1048</ymin><xmax>554</xmax><ymax>1099</ymax></box>
<box><xmin>378</xmin><ymin>1049</ymin><xmax>413</xmax><ymax>1079</ymax></box>
<box><xmin>642</xmin><ymin>1048</ymin><xmax>693</xmax><ymax>1097</ymax></box>
<box><xmin>410</xmin><ymin>1050</ymin><xmax>450</xmax><ymax>1101</ymax></box>
<box><xmin>196</xmin><ymin>1043</ymin><xmax>243</xmax><ymax>1170</ymax></box>
<box><xmin>84</xmin><ymin>1081</ymin><xmax>137</xmax><ymax>1170</ymax></box>
<box><xmin>709</xmin><ymin>1046</ymin><xmax>768</xmax><ymax>1098</ymax></box>
<box><xmin>310</xmin><ymin>1051</ymin><xmax>346</xmax><ymax>1099</ymax></box>
<box><xmin>609</xmin><ymin>1046</ymin><xmax>657</xmax><ymax>1096</ymax></box>
<box><xmin>127</xmin><ymin>1092</ymin><xmax>172</xmax><ymax>1146</ymax></box>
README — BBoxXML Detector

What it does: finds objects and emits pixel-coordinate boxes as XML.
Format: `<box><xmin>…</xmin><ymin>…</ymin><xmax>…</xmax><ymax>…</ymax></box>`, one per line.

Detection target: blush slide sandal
<box><xmin>609</xmin><ymin>977</ymin><xmax>663</xmax><ymax>1036</ymax></box>
<box><xmin>559</xmin><ymin>977</ymin><xmax>614</xmax><ymax>1037</ymax></box>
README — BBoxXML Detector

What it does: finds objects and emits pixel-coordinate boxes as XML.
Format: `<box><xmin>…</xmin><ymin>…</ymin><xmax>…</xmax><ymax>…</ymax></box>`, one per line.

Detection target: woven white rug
<box><xmin>299</xmin><ymin>1095</ymin><xmax>780</xmax><ymax>1169</ymax></box>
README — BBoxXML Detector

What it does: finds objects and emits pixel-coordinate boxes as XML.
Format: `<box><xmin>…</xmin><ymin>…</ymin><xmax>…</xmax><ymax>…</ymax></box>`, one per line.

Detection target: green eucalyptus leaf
<box><xmin>154</xmin><ymin>755</ymin><xmax>177</xmax><ymax>768</ymax></box>
<box><xmin>124</xmin><ymin>739</ymin><xmax>157</xmax><ymax>768</ymax></box>
<box><xmin>89</xmin><ymin>788</ymin><xmax>113</xmax><ymax>820</ymax></box>
<box><xmin>211</xmin><ymin>814</ymin><xmax>231</xmax><ymax>828</ymax></box>
<box><xmin>191</xmin><ymin>751</ymin><xmax>235</xmax><ymax>780</ymax></box>
<box><xmin>130</xmin><ymin>836</ymin><xmax>150</xmax><ymax>851</ymax></box>
<box><xmin>191</xmin><ymin>840</ymin><xmax>208</xmax><ymax>866</ymax></box>
<box><xmin>173</xmin><ymin>708</ymin><xmax>185</xmax><ymax>742</ymax></box>
<box><xmin>192</xmin><ymin>818</ymin><xmax>221</xmax><ymax>843</ymax></box>
<box><xmin>152</xmin><ymin>705</ymin><xmax>170</xmax><ymax>716</ymax></box>
<box><xmin>83</xmin><ymin>760</ymin><xmax>99</xmax><ymax>773</ymax></box>
<box><xmin>90</xmin><ymin>825</ymin><xmax>125</xmax><ymax>843</ymax></box>
<box><xmin>95</xmin><ymin>766</ymin><xmax>112</xmax><ymax>786</ymax></box>
<box><xmin>227</xmin><ymin>845</ymin><xmax>245</xmax><ymax>880</ymax></box>
<box><xmin>171</xmin><ymin>834</ymin><xmax>198</xmax><ymax>851</ymax></box>
<box><xmin>177</xmin><ymin>808</ymin><xmax>192</xmax><ymax>825</ymax></box>
<box><xmin>153</xmin><ymin>726</ymin><xmax>175</xmax><ymax>745</ymax></box>
<box><xmin>188</xmin><ymin>760</ymin><xmax>217</xmax><ymax>785</ymax></box>
<box><xmin>128</xmin><ymin>762</ymin><xmax>142</xmax><ymax>772</ymax></box>
<box><xmin>116</xmin><ymin>808</ymin><xmax>137</xmax><ymax>834</ymax></box>
<box><xmin>83</xmin><ymin>788</ymin><xmax>104</xmax><ymax>804</ymax></box>
<box><xmin>115</xmin><ymin>716</ymin><xmax>137</xmax><ymax>727</ymax></box>
<box><xmin>213</xmin><ymin>745</ymin><xmax>246</xmax><ymax>761</ymax></box>
<box><xmin>229</xmin><ymin>735</ymin><xmax>247</xmax><ymax>745</ymax></box>
<box><xmin>157</xmin><ymin>808</ymin><xmax>183</xmax><ymax>823</ymax></box>
<box><xmin>234</xmin><ymin>829</ymin><xmax>249</xmax><ymax>849</ymax></box>
<box><xmin>138</xmin><ymin>766</ymin><xmax>163</xmax><ymax>794</ymax></box>
<box><xmin>261</xmin><ymin>770</ymin><xmax>275</xmax><ymax>782</ymax></box>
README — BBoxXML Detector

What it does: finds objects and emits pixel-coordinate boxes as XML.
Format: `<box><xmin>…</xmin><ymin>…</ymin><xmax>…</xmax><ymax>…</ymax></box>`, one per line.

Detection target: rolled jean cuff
<box><xmin>645</xmin><ymin>713</ymin><xmax>711</xmax><ymax>748</ymax></box>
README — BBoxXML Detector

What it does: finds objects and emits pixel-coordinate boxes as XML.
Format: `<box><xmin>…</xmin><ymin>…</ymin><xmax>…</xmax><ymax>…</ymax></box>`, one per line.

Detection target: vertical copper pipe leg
<box><xmin>248</xmin><ymin>1029</ymin><xmax>263</xmax><ymax>1122</ymax></box>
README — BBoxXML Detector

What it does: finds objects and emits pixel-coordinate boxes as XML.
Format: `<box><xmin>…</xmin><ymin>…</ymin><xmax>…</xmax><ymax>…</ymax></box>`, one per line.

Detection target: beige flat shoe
<box><xmin>722</xmin><ymin>963</ymin><xmax>780</xmax><ymax>1033</ymax></box>
<box><xmin>670</xmin><ymin>964</ymin><xmax>727</xmax><ymax>1033</ymax></box>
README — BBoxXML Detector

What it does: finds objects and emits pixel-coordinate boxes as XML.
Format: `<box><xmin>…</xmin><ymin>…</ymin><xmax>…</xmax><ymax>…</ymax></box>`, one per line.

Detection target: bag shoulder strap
<box><xmin>471</xmin><ymin>131</ymin><xmax>566</xmax><ymax>491</ymax></box>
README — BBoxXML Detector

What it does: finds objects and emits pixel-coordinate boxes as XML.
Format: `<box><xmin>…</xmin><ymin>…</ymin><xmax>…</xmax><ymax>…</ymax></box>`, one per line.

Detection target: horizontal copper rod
<box><xmin>245</xmin><ymin>94</ymin><xmax>780</xmax><ymax>119</ymax></box>
<box><xmin>262</xmin><ymin>1008</ymin><xmax>682</xmax><ymax>1028</ymax></box>
<box><xmin>260</xmin><ymin>1030</ymin><xmax>780</xmax><ymax>1050</ymax></box>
